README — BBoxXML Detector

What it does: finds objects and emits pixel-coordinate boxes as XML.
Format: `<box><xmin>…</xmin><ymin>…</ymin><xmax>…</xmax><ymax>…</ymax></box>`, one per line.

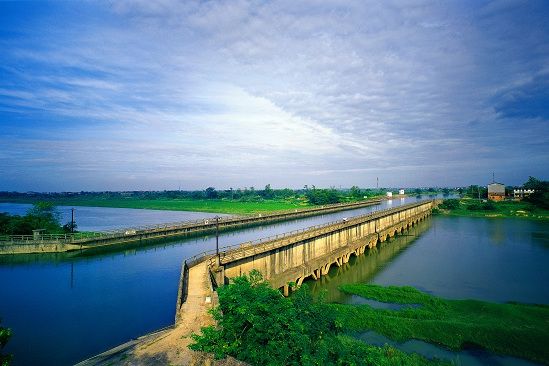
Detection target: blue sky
<box><xmin>0</xmin><ymin>0</ymin><xmax>548</xmax><ymax>191</ymax></box>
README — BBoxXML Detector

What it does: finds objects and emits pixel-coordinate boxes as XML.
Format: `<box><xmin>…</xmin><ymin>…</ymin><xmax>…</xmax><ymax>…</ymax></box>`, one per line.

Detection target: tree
<box><xmin>349</xmin><ymin>186</ymin><xmax>362</xmax><ymax>199</ymax></box>
<box><xmin>261</xmin><ymin>184</ymin><xmax>274</xmax><ymax>199</ymax></box>
<box><xmin>205</xmin><ymin>187</ymin><xmax>218</xmax><ymax>199</ymax></box>
<box><xmin>26</xmin><ymin>202</ymin><xmax>61</xmax><ymax>232</ymax></box>
<box><xmin>305</xmin><ymin>188</ymin><xmax>341</xmax><ymax>205</ymax></box>
<box><xmin>523</xmin><ymin>177</ymin><xmax>549</xmax><ymax>209</ymax></box>
<box><xmin>190</xmin><ymin>270</ymin><xmax>338</xmax><ymax>365</ymax></box>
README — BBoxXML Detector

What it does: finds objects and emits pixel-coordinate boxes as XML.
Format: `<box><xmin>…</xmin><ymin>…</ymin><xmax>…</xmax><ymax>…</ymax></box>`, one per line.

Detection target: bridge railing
<box><xmin>0</xmin><ymin>232</ymin><xmax>108</xmax><ymax>243</ymax></box>
<box><xmin>186</xmin><ymin>199</ymin><xmax>436</xmax><ymax>265</ymax></box>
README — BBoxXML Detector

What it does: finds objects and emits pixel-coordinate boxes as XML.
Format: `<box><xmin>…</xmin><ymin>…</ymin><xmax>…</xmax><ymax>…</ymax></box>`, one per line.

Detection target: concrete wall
<box><xmin>0</xmin><ymin>242</ymin><xmax>82</xmax><ymax>254</ymax></box>
<box><xmin>217</xmin><ymin>200</ymin><xmax>436</xmax><ymax>294</ymax></box>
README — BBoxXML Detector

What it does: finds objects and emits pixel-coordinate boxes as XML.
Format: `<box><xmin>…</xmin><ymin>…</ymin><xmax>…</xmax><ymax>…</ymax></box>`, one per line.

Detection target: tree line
<box><xmin>0</xmin><ymin>185</ymin><xmax>449</xmax><ymax>205</ymax></box>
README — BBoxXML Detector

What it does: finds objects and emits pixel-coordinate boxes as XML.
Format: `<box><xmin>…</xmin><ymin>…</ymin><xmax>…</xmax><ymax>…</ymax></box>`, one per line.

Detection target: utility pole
<box><xmin>376</xmin><ymin>177</ymin><xmax>379</xmax><ymax>190</ymax></box>
<box><xmin>71</xmin><ymin>208</ymin><xmax>75</xmax><ymax>233</ymax></box>
<box><xmin>215</xmin><ymin>216</ymin><xmax>220</xmax><ymax>258</ymax></box>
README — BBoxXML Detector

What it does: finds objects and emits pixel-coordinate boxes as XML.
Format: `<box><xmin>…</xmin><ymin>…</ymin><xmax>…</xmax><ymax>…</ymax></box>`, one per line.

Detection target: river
<box><xmin>0</xmin><ymin>197</ymin><xmax>420</xmax><ymax>366</ymax></box>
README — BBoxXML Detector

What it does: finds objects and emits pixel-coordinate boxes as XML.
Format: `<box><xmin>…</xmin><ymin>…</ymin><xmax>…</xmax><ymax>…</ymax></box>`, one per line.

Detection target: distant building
<box><xmin>386</xmin><ymin>191</ymin><xmax>393</xmax><ymax>198</ymax></box>
<box><xmin>487</xmin><ymin>182</ymin><xmax>505</xmax><ymax>201</ymax></box>
<box><xmin>513</xmin><ymin>189</ymin><xmax>534</xmax><ymax>199</ymax></box>
<box><xmin>399</xmin><ymin>189</ymin><xmax>405</xmax><ymax>195</ymax></box>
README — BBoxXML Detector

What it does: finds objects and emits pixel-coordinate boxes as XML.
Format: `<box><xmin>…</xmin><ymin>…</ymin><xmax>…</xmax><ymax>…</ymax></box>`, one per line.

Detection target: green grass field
<box><xmin>435</xmin><ymin>198</ymin><xmax>549</xmax><ymax>220</ymax></box>
<box><xmin>0</xmin><ymin>197</ymin><xmax>310</xmax><ymax>215</ymax></box>
<box><xmin>332</xmin><ymin>284</ymin><xmax>549</xmax><ymax>364</ymax></box>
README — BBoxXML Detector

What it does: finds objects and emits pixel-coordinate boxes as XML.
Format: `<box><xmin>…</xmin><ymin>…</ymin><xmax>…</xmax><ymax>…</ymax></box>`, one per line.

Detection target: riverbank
<box><xmin>434</xmin><ymin>198</ymin><xmax>549</xmax><ymax>220</ymax></box>
<box><xmin>332</xmin><ymin>284</ymin><xmax>549</xmax><ymax>365</ymax></box>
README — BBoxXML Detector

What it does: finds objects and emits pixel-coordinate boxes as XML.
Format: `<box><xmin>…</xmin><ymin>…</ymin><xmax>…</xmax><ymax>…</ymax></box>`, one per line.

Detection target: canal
<box><xmin>0</xmin><ymin>197</ymin><xmax>416</xmax><ymax>366</ymax></box>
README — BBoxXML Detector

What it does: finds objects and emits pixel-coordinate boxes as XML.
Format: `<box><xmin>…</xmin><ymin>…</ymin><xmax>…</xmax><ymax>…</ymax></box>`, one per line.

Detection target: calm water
<box><xmin>1</xmin><ymin>198</ymin><xmax>421</xmax><ymax>366</ymax></box>
<box><xmin>0</xmin><ymin>203</ymin><xmax>231</xmax><ymax>232</ymax></box>
<box><xmin>308</xmin><ymin>216</ymin><xmax>549</xmax><ymax>365</ymax></box>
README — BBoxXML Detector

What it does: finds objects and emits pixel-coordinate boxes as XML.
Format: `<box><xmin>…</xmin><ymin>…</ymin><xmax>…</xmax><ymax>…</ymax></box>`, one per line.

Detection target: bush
<box><xmin>439</xmin><ymin>199</ymin><xmax>459</xmax><ymax>210</ymax></box>
<box><xmin>467</xmin><ymin>201</ymin><xmax>496</xmax><ymax>211</ymax></box>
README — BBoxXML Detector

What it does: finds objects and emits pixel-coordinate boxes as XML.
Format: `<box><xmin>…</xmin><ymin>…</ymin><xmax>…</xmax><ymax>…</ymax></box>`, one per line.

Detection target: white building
<box><xmin>386</xmin><ymin>192</ymin><xmax>393</xmax><ymax>198</ymax></box>
<box><xmin>513</xmin><ymin>189</ymin><xmax>534</xmax><ymax>199</ymax></box>
<box><xmin>399</xmin><ymin>189</ymin><xmax>405</xmax><ymax>195</ymax></box>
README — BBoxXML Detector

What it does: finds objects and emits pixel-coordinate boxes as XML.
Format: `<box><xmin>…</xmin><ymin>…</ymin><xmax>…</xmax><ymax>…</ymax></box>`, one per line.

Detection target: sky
<box><xmin>0</xmin><ymin>0</ymin><xmax>548</xmax><ymax>192</ymax></box>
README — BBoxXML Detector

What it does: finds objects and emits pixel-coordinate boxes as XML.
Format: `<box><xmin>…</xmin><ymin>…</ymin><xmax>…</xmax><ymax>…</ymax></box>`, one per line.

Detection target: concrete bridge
<box><xmin>0</xmin><ymin>199</ymin><xmax>381</xmax><ymax>255</ymax></box>
<box><xmin>176</xmin><ymin>199</ymin><xmax>438</xmax><ymax>320</ymax></box>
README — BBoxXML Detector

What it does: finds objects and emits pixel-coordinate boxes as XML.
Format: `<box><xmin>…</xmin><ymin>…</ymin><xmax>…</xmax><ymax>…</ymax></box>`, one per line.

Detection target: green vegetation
<box><xmin>435</xmin><ymin>198</ymin><xmax>549</xmax><ymax>220</ymax></box>
<box><xmin>0</xmin><ymin>202</ymin><xmax>68</xmax><ymax>235</ymax></box>
<box><xmin>333</xmin><ymin>284</ymin><xmax>549</xmax><ymax>364</ymax></box>
<box><xmin>0</xmin><ymin>320</ymin><xmax>12</xmax><ymax>366</ymax></box>
<box><xmin>9</xmin><ymin>198</ymin><xmax>307</xmax><ymax>215</ymax></box>
<box><xmin>190</xmin><ymin>271</ymin><xmax>448</xmax><ymax>366</ymax></box>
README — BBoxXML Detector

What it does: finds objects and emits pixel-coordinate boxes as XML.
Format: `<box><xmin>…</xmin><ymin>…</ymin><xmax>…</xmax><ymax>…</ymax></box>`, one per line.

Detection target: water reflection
<box><xmin>306</xmin><ymin>218</ymin><xmax>433</xmax><ymax>303</ymax></box>
<box><xmin>489</xmin><ymin>219</ymin><xmax>506</xmax><ymax>245</ymax></box>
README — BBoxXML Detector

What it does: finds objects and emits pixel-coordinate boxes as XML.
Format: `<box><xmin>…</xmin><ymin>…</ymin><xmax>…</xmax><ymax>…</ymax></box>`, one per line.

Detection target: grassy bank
<box><xmin>0</xmin><ymin>198</ymin><xmax>310</xmax><ymax>215</ymax></box>
<box><xmin>333</xmin><ymin>284</ymin><xmax>549</xmax><ymax>364</ymax></box>
<box><xmin>435</xmin><ymin>198</ymin><xmax>549</xmax><ymax>220</ymax></box>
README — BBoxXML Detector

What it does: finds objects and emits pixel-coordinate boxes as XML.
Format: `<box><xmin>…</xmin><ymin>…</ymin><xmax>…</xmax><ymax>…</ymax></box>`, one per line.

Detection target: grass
<box><xmin>332</xmin><ymin>283</ymin><xmax>549</xmax><ymax>364</ymax></box>
<box><xmin>0</xmin><ymin>198</ymin><xmax>310</xmax><ymax>215</ymax></box>
<box><xmin>435</xmin><ymin>198</ymin><xmax>549</xmax><ymax>220</ymax></box>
